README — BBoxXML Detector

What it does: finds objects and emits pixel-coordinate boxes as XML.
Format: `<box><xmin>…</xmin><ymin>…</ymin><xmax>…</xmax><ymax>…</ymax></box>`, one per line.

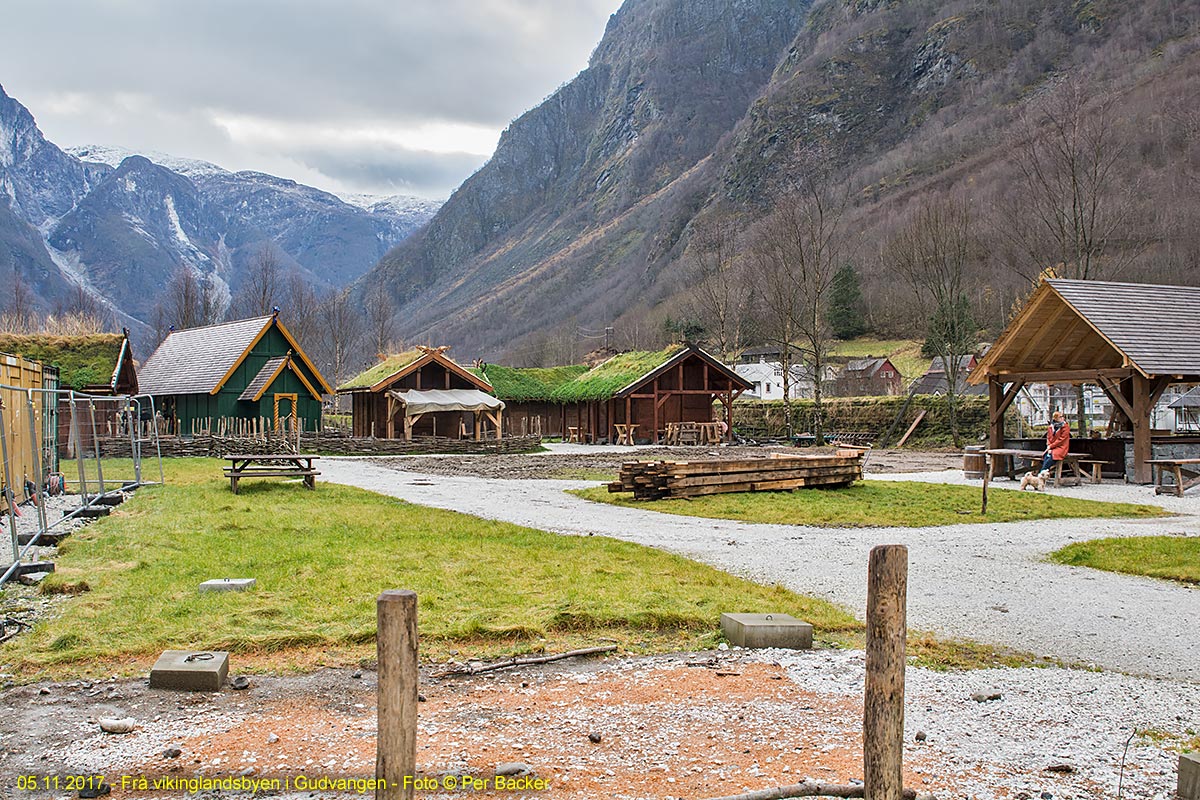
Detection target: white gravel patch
<box><xmin>322</xmin><ymin>458</ymin><xmax>1200</xmax><ymax>682</ymax></box>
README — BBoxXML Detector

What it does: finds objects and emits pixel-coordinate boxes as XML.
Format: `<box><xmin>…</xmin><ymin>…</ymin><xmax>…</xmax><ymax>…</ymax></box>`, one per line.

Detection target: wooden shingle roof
<box><xmin>238</xmin><ymin>356</ymin><xmax>287</xmax><ymax>401</ymax></box>
<box><xmin>971</xmin><ymin>279</ymin><xmax>1200</xmax><ymax>383</ymax></box>
<box><xmin>139</xmin><ymin>317</ymin><xmax>271</xmax><ymax>395</ymax></box>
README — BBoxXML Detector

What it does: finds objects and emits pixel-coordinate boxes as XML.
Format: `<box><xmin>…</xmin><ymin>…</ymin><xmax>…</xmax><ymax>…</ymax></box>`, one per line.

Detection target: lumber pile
<box><xmin>608</xmin><ymin>453</ymin><xmax>864</xmax><ymax>500</ymax></box>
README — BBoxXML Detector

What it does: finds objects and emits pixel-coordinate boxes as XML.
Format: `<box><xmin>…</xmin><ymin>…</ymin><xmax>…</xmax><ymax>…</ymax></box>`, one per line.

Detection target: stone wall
<box><xmin>99</xmin><ymin>432</ymin><xmax>544</xmax><ymax>459</ymax></box>
<box><xmin>732</xmin><ymin>396</ymin><xmax>988</xmax><ymax>447</ymax></box>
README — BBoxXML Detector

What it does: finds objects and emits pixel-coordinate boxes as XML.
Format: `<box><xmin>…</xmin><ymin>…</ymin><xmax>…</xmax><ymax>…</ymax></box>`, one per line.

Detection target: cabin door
<box><xmin>273</xmin><ymin>393</ymin><xmax>298</xmax><ymax>435</ymax></box>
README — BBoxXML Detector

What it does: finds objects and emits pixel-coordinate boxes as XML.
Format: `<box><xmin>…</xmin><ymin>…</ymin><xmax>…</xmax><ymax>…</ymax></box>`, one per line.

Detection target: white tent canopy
<box><xmin>387</xmin><ymin>388</ymin><xmax>505</xmax><ymax>414</ymax></box>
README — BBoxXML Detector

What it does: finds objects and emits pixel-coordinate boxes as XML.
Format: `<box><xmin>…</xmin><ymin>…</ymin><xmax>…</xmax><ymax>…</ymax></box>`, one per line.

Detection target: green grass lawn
<box><xmin>1050</xmin><ymin>535</ymin><xmax>1200</xmax><ymax>584</ymax></box>
<box><xmin>573</xmin><ymin>481</ymin><xmax>1164</xmax><ymax>527</ymax></box>
<box><xmin>2</xmin><ymin>459</ymin><xmax>858</xmax><ymax>676</ymax></box>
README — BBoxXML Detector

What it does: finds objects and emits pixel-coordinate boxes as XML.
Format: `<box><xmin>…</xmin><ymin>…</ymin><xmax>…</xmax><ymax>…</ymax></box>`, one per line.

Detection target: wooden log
<box><xmin>864</xmin><ymin>545</ymin><xmax>907</xmax><ymax>800</ymax></box>
<box><xmin>702</xmin><ymin>781</ymin><xmax>917</xmax><ymax>800</ymax></box>
<box><xmin>376</xmin><ymin>590</ymin><xmax>418</xmax><ymax>800</ymax></box>
<box><xmin>669</xmin><ymin>464</ymin><xmax>860</xmax><ymax>488</ymax></box>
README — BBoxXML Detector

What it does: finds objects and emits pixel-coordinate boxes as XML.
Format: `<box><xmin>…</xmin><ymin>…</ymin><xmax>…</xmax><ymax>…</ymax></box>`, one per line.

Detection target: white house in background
<box><xmin>733</xmin><ymin>358</ymin><xmax>837</xmax><ymax>400</ymax></box>
<box><xmin>1012</xmin><ymin>382</ymin><xmax>1198</xmax><ymax>432</ymax></box>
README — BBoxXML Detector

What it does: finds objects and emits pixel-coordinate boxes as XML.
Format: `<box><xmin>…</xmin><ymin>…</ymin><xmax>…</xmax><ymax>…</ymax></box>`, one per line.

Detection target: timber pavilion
<box><xmin>969</xmin><ymin>279</ymin><xmax>1200</xmax><ymax>483</ymax></box>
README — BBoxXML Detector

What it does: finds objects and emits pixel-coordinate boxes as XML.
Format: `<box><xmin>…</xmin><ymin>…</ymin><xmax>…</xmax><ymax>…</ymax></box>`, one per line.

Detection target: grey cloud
<box><xmin>293</xmin><ymin>144</ymin><xmax>490</xmax><ymax>198</ymax></box>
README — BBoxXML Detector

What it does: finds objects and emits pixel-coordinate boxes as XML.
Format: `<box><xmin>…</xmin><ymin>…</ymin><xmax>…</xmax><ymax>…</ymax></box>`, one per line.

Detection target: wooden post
<box><xmin>981</xmin><ymin>453</ymin><xmax>990</xmax><ymax>515</ymax></box>
<box><xmin>987</xmin><ymin>377</ymin><xmax>1004</xmax><ymax>476</ymax></box>
<box><xmin>1132</xmin><ymin>373</ymin><xmax>1152</xmax><ymax>484</ymax></box>
<box><xmin>864</xmin><ymin>544</ymin><xmax>907</xmax><ymax>800</ymax></box>
<box><xmin>376</xmin><ymin>590</ymin><xmax>418</xmax><ymax>800</ymax></box>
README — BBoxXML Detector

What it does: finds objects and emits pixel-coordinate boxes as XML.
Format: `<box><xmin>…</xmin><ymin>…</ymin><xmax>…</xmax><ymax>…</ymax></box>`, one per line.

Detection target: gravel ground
<box><xmin>321</xmin><ymin>456</ymin><xmax>1200</xmax><ymax>682</ymax></box>
<box><xmin>0</xmin><ymin>649</ymin><xmax>1193</xmax><ymax>800</ymax></box>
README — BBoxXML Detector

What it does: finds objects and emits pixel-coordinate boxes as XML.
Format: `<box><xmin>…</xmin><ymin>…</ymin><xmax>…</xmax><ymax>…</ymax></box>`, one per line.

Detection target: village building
<box><xmin>909</xmin><ymin>354</ymin><xmax>987</xmax><ymax>396</ymax></box>
<box><xmin>0</xmin><ymin>330</ymin><xmax>138</xmax><ymax>459</ymax></box>
<box><xmin>969</xmin><ymin>279</ymin><xmax>1200</xmax><ymax>483</ymax></box>
<box><xmin>481</xmin><ymin>344</ymin><xmax>751</xmax><ymax>444</ymax></box>
<box><xmin>833</xmin><ymin>357</ymin><xmax>904</xmax><ymax>397</ymax></box>
<box><xmin>468</xmin><ymin>363</ymin><xmax>588</xmax><ymax>438</ymax></box>
<box><xmin>138</xmin><ymin>314</ymin><xmax>331</xmax><ymax>435</ymax></box>
<box><xmin>732</xmin><ymin>359</ymin><xmax>808</xmax><ymax>401</ymax></box>
<box><xmin>338</xmin><ymin>346</ymin><xmax>503</xmax><ymax>441</ymax></box>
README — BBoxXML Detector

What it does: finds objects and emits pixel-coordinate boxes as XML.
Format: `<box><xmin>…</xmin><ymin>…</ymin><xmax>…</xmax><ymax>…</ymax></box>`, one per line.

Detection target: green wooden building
<box><xmin>138</xmin><ymin>314</ymin><xmax>332</xmax><ymax>435</ymax></box>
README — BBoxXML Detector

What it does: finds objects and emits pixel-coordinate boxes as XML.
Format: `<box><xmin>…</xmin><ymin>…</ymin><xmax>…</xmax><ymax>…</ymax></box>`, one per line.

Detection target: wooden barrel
<box><xmin>963</xmin><ymin>446</ymin><xmax>985</xmax><ymax>479</ymax></box>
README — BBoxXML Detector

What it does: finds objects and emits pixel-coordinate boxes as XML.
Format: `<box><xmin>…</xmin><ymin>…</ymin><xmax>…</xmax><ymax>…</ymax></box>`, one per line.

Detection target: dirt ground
<box><xmin>368</xmin><ymin>447</ymin><xmax>960</xmax><ymax>480</ymax></box>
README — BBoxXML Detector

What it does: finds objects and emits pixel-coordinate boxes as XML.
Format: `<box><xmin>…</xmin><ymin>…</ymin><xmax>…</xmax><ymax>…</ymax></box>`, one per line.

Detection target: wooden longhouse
<box><xmin>338</xmin><ymin>347</ymin><xmax>504</xmax><ymax>441</ymax></box>
<box><xmin>481</xmin><ymin>344</ymin><xmax>752</xmax><ymax>444</ymax></box>
<box><xmin>969</xmin><ymin>279</ymin><xmax>1200</xmax><ymax>483</ymax></box>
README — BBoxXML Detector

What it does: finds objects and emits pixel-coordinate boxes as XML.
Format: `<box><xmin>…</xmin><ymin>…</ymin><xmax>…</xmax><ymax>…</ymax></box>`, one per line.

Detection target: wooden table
<box><xmin>983</xmin><ymin>448</ymin><xmax>1088</xmax><ymax>488</ymax></box>
<box><xmin>614</xmin><ymin>423</ymin><xmax>639</xmax><ymax>446</ymax></box>
<box><xmin>1148</xmin><ymin>458</ymin><xmax>1200</xmax><ymax>496</ymax></box>
<box><xmin>698</xmin><ymin>422</ymin><xmax>724</xmax><ymax>444</ymax></box>
<box><xmin>223</xmin><ymin>454</ymin><xmax>320</xmax><ymax>495</ymax></box>
<box><xmin>567</xmin><ymin>426</ymin><xmax>582</xmax><ymax>443</ymax></box>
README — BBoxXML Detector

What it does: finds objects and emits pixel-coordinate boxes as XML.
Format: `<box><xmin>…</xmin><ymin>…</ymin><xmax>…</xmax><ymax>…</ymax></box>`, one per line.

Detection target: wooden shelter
<box><xmin>138</xmin><ymin>314</ymin><xmax>332</xmax><ymax>435</ymax></box>
<box><xmin>969</xmin><ymin>279</ymin><xmax>1200</xmax><ymax>483</ymax></box>
<box><xmin>338</xmin><ymin>347</ymin><xmax>503</xmax><ymax>440</ymax></box>
<box><xmin>469</xmin><ymin>363</ymin><xmax>588</xmax><ymax>438</ymax></box>
<box><xmin>480</xmin><ymin>345</ymin><xmax>751</xmax><ymax>444</ymax></box>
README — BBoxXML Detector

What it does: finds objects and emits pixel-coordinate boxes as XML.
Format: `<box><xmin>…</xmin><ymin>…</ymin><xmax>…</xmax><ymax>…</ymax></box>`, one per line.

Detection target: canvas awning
<box><xmin>387</xmin><ymin>388</ymin><xmax>505</xmax><ymax>415</ymax></box>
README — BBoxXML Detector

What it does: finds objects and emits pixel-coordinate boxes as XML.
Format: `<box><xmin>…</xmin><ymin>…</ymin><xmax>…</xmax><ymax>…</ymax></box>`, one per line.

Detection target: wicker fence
<box><xmin>99</xmin><ymin>431</ymin><xmax>544</xmax><ymax>459</ymax></box>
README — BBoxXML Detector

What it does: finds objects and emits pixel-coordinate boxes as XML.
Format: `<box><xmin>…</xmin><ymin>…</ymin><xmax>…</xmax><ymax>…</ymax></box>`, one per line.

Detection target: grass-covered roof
<box><xmin>549</xmin><ymin>345</ymin><xmax>684</xmax><ymax>402</ymax></box>
<box><xmin>338</xmin><ymin>349</ymin><xmax>424</xmax><ymax>391</ymax></box>
<box><xmin>0</xmin><ymin>333</ymin><xmax>126</xmax><ymax>390</ymax></box>
<box><xmin>471</xmin><ymin>363</ymin><xmax>589</xmax><ymax>402</ymax></box>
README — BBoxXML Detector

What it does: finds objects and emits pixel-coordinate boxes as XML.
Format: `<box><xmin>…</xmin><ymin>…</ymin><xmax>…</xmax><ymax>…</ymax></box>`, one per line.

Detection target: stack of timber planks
<box><xmin>608</xmin><ymin>453</ymin><xmax>864</xmax><ymax>500</ymax></box>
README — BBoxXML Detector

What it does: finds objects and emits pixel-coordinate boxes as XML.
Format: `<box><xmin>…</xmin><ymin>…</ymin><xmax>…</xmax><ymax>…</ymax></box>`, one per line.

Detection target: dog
<box><xmin>1019</xmin><ymin>470</ymin><xmax>1048</xmax><ymax>491</ymax></box>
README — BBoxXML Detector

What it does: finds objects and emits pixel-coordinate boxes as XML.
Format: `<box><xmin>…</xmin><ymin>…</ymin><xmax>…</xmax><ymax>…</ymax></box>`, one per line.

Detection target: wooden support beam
<box><xmin>989</xmin><ymin>379</ymin><xmax>1025</xmax><ymax>425</ymax></box>
<box><xmin>1012</xmin><ymin>302</ymin><xmax>1067</xmax><ymax>365</ymax></box>
<box><xmin>1132</xmin><ymin>373</ymin><xmax>1152</xmax><ymax>484</ymax></box>
<box><xmin>988</xmin><ymin>378</ymin><xmax>1005</xmax><ymax>454</ymax></box>
<box><xmin>995</xmin><ymin>368</ymin><xmax>1133</xmax><ymax>385</ymax></box>
<box><xmin>1040</xmin><ymin>317</ymin><xmax>1085</xmax><ymax>369</ymax></box>
<box><xmin>1097</xmin><ymin>376</ymin><xmax>1136</xmax><ymax>422</ymax></box>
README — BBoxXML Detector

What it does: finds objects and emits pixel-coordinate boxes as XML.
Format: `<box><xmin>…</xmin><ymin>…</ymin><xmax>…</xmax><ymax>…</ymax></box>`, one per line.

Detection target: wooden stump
<box><xmin>864</xmin><ymin>545</ymin><xmax>907</xmax><ymax>800</ymax></box>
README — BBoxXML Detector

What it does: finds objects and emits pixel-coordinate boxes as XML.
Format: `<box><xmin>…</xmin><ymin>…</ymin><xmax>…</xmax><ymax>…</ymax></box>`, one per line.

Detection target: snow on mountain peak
<box><xmin>67</xmin><ymin>144</ymin><xmax>228</xmax><ymax>178</ymax></box>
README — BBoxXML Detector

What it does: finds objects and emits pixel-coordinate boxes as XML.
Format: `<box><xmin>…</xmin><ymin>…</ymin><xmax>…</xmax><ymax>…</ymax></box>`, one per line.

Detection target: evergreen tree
<box><xmin>826</xmin><ymin>264</ymin><xmax>867</xmax><ymax>340</ymax></box>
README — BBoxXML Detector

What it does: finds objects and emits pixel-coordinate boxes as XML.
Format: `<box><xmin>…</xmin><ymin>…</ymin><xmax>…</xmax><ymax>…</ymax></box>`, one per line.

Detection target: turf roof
<box><xmin>338</xmin><ymin>349</ymin><xmax>425</xmax><ymax>391</ymax></box>
<box><xmin>471</xmin><ymin>363</ymin><xmax>589</xmax><ymax>402</ymax></box>
<box><xmin>549</xmin><ymin>345</ymin><xmax>684</xmax><ymax>402</ymax></box>
<box><xmin>0</xmin><ymin>333</ymin><xmax>126</xmax><ymax>390</ymax></box>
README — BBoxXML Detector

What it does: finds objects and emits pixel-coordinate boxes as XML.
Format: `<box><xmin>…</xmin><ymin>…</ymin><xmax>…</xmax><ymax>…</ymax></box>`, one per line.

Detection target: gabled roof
<box><xmin>1168</xmin><ymin>387</ymin><xmax>1200</xmax><ymax>409</ymax></box>
<box><xmin>235</xmin><ymin>354</ymin><xmax>322</xmax><ymax>402</ymax></box>
<box><xmin>139</xmin><ymin>315</ymin><xmax>333</xmax><ymax>397</ymax></box>
<box><xmin>973</xmin><ymin>279</ymin><xmax>1200</xmax><ymax>383</ymax></box>
<box><xmin>337</xmin><ymin>347</ymin><xmax>492</xmax><ymax>394</ymax></box>
<box><xmin>471</xmin><ymin>363</ymin><xmax>589</xmax><ymax>402</ymax></box>
<box><xmin>549</xmin><ymin>344</ymin><xmax>753</xmax><ymax>402</ymax></box>
<box><xmin>0</xmin><ymin>332</ymin><xmax>136</xmax><ymax>393</ymax></box>
<box><xmin>844</xmin><ymin>357</ymin><xmax>892</xmax><ymax>376</ymax></box>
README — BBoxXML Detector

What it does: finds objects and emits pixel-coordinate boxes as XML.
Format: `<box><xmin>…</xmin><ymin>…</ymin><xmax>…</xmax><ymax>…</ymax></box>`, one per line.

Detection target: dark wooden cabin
<box><xmin>338</xmin><ymin>346</ymin><xmax>503</xmax><ymax>440</ymax></box>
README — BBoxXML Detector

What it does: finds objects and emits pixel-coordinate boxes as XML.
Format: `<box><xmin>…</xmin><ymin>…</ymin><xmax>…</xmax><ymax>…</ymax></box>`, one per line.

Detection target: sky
<box><xmin>0</xmin><ymin>0</ymin><xmax>623</xmax><ymax>200</ymax></box>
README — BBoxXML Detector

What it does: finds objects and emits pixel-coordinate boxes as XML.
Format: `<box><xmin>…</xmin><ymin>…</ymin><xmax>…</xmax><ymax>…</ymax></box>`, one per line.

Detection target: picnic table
<box><xmin>982</xmin><ymin>448</ymin><xmax>1090</xmax><ymax>488</ymax></box>
<box><xmin>614</xmin><ymin>423</ymin><xmax>639</xmax><ymax>446</ymax></box>
<box><xmin>1148</xmin><ymin>458</ymin><xmax>1200</xmax><ymax>496</ymax></box>
<box><xmin>223</xmin><ymin>454</ymin><xmax>320</xmax><ymax>495</ymax></box>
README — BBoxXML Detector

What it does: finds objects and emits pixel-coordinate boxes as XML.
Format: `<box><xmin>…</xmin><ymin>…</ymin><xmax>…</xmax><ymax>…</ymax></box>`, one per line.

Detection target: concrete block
<box><xmin>198</xmin><ymin>578</ymin><xmax>256</xmax><ymax>593</ymax></box>
<box><xmin>6</xmin><ymin>561</ymin><xmax>55</xmax><ymax>578</ymax></box>
<box><xmin>149</xmin><ymin>650</ymin><xmax>229</xmax><ymax>691</ymax></box>
<box><xmin>720</xmin><ymin>612</ymin><xmax>813</xmax><ymax>650</ymax></box>
<box><xmin>1181</xmin><ymin>752</ymin><xmax>1200</xmax><ymax>800</ymax></box>
<box><xmin>77</xmin><ymin>506</ymin><xmax>110</xmax><ymax>518</ymax></box>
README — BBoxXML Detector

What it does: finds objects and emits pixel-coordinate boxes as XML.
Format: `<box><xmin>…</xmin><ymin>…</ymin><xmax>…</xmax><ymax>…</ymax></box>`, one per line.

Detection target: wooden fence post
<box><xmin>376</xmin><ymin>590</ymin><xmax>418</xmax><ymax>800</ymax></box>
<box><xmin>864</xmin><ymin>544</ymin><xmax>907</xmax><ymax>800</ymax></box>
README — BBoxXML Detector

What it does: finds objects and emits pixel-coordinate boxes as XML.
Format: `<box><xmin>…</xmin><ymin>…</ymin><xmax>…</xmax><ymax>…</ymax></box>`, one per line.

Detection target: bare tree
<box><xmin>750</xmin><ymin>170</ymin><xmax>848</xmax><ymax>444</ymax></box>
<box><xmin>236</xmin><ymin>245</ymin><xmax>283</xmax><ymax>317</ymax></box>
<box><xmin>364</xmin><ymin>281</ymin><xmax>397</xmax><ymax>357</ymax></box>
<box><xmin>281</xmin><ymin>271</ymin><xmax>320</xmax><ymax>351</ymax></box>
<box><xmin>686</xmin><ymin>215</ymin><xmax>752</xmax><ymax>362</ymax></box>
<box><xmin>888</xmin><ymin>198</ymin><xmax>977</xmax><ymax>448</ymax></box>
<box><xmin>159</xmin><ymin>266</ymin><xmax>224</xmax><ymax>331</ymax></box>
<box><xmin>319</xmin><ymin>287</ymin><xmax>365</xmax><ymax>386</ymax></box>
<box><xmin>0</xmin><ymin>265</ymin><xmax>39</xmax><ymax>333</ymax></box>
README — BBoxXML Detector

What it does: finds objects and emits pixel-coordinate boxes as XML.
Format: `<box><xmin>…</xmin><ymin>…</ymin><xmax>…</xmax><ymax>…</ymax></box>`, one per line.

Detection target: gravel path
<box><xmin>322</xmin><ymin>457</ymin><xmax>1200</xmax><ymax>682</ymax></box>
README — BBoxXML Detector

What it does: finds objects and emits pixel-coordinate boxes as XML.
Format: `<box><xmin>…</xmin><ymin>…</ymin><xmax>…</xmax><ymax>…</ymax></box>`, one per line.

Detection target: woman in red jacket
<box><xmin>1041</xmin><ymin>411</ymin><xmax>1070</xmax><ymax>474</ymax></box>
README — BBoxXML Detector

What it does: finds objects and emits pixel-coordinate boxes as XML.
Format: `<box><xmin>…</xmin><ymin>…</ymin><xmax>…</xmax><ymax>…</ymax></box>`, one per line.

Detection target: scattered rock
<box><xmin>38</xmin><ymin>687</ymin><xmax>50</xmax><ymax>695</ymax></box>
<box><xmin>162</xmin><ymin>748</ymin><xmax>181</xmax><ymax>759</ymax></box>
<box><xmin>1045</xmin><ymin>763</ymin><xmax>1075</xmax><ymax>774</ymax></box>
<box><xmin>1040</xmin><ymin>793</ymin><xmax>1053</xmax><ymax>800</ymax></box>
<box><xmin>17</xmin><ymin>571</ymin><xmax>50</xmax><ymax>586</ymax></box>
<box><xmin>78</xmin><ymin>782</ymin><xmax>111</xmax><ymax>798</ymax></box>
<box><xmin>915</xmin><ymin>730</ymin><xmax>927</xmax><ymax>742</ymax></box>
<box><xmin>351</xmin><ymin>670</ymin><xmax>363</xmax><ymax>679</ymax></box>
<box><xmin>230</xmin><ymin>676</ymin><xmax>250</xmax><ymax>690</ymax></box>
<box><xmin>971</xmin><ymin>692</ymin><xmax>1002</xmax><ymax>703</ymax></box>
<box><xmin>588</xmin><ymin>732</ymin><xmax>602</xmax><ymax>743</ymax></box>
<box><xmin>1015</xmin><ymin>793</ymin><xmax>1031</xmax><ymax>800</ymax></box>
<box><xmin>238</xmin><ymin>767</ymin><xmax>256</xmax><ymax>777</ymax></box>
<box><xmin>717</xmin><ymin>643</ymin><xmax>729</xmax><ymax>651</ymax></box>
<box><xmin>98</xmin><ymin>718</ymin><xmax>135</xmax><ymax>734</ymax></box>
<box><xmin>418</xmin><ymin>694</ymin><xmax>427</xmax><ymax>702</ymax></box>
<box><xmin>495</xmin><ymin>762</ymin><xmax>532</xmax><ymax>777</ymax></box>
<box><xmin>267</xmin><ymin>733</ymin><xmax>279</xmax><ymax>744</ymax></box>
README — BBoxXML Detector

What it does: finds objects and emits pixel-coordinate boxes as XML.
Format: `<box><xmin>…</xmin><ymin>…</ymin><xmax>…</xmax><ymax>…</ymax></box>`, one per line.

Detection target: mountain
<box><xmin>0</xmin><ymin>84</ymin><xmax>440</xmax><ymax>339</ymax></box>
<box><xmin>361</xmin><ymin>0</ymin><xmax>1200</xmax><ymax>360</ymax></box>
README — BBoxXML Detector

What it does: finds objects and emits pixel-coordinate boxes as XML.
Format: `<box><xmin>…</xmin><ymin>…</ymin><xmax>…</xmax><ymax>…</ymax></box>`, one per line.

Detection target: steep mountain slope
<box><xmin>365</xmin><ymin>0</ymin><xmax>812</xmax><ymax>353</ymax></box>
<box><xmin>0</xmin><ymin>84</ymin><xmax>440</xmax><ymax>336</ymax></box>
<box><xmin>362</xmin><ymin>0</ymin><xmax>1200</xmax><ymax>360</ymax></box>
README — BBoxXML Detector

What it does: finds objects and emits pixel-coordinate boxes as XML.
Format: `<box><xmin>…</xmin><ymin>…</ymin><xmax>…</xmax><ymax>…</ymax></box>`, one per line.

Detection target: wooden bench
<box><xmin>223</xmin><ymin>454</ymin><xmax>320</xmax><ymax>495</ymax></box>
<box><xmin>983</xmin><ymin>448</ymin><xmax>1088</xmax><ymax>488</ymax></box>
<box><xmin>1076</xmin><ymin>459</ymin><xmax>1108</xmax><ymax>484</ymax></box>
<box><xmin>1148</xmin><ymin>458</ymin><xmax>1200</xmax><ymax>497</ymax></box>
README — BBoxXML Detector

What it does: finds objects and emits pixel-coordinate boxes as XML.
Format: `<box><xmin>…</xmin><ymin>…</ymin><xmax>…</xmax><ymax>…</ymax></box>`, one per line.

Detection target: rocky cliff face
<box><xmin>367</xmin><ymin>0</ymin><xmax>812</xmax><ymax>351</ymax></box>
<box><xmin>0</xmin><ymin>85</ymin><xmax>439</xmax><ymax>337</ymax></box>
